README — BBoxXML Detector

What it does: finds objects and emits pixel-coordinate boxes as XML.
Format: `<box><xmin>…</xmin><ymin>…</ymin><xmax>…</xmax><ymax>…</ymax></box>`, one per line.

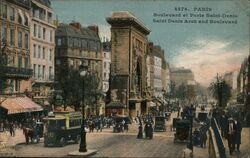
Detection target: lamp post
<box><xmin>188</xmin><ymin>104</ymin><xmax>195</xmax><ymax>152</ymax></box>
<box><xmin>79</xmin><ymin>64</ymin><xmax>88</xmax><ymax>152</ymax></box>
<box><xmin>217</xmin><ymin>73</ymin><xmax>222</xmax><ymax>108</ymax></box>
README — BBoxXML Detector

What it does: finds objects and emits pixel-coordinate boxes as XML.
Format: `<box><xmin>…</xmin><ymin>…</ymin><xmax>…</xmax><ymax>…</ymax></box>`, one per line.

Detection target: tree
<box><xmin>175</xmin><ymin>83</ymin><xmax>196</xmax><ymax>105</ymax></box>
<box><xmin>208</xmin><ymin>75</ymin><xmax>231</xmax><ymax>108</ymax></box>
<box><xmin>0</xmin><ymin>41</ymin><xmax>10</xmax><ymax>94</ymax></box>
<box><xmin>55</xmin><ymin>66</ymin><xmax>103</xmax><ymax>113</ymax></box>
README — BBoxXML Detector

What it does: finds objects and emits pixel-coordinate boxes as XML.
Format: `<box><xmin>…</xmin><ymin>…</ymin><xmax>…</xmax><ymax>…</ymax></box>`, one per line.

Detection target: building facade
<box><xmin>106</xmin><ymin>11</ymin><xmax>150</xmax><ymax>117</ymax></box>
<box><xmin>237</xmin><ymin>58</ymin><xmax>248</xmax><ymax>104</ymax></box>
<box><xmin>102</xmin><ymin>39</ymin><xmax>111</xmax><ymax>93</ymax></box>
<box><xmin>30</xmin><ymin>0</ymin><xmax>56</xmax><ymax>104</ymax></box>
<box><xmin>170</xmin><ymin>67</ymin><xmax>195</xmax><ymax>88</ymax></box>
<box><xmin>55</xmin><ymin>22</ymin><xmax>102</xmax><ymax>115</ymax></box>
<box><xmin>237</xmin><ymin>56</ymin><xmax>250</xmax><ymax>126</ymax></box>
<box><xmin>146</xmin><ymin>43</ymin><xmax>169</xmax><ymax>98</ymax></box>
<box><xmin>0</xmin><ymin>0</ymin><xmax>32</xmax><ymax>94</ymax></box>
<box><xmin>223</xmin><ymin>71</ymin><xmax>238</xmax><ymax>102</ymax></box>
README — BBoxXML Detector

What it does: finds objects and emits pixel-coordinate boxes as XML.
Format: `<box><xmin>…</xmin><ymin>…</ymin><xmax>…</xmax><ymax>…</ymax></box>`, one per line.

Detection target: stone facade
<box><xmin>30</xmin><ymin>0</ymin><xmax>56</xmax><ymax>105</ymax></box>
<box><xmin>106</xmin><ymin>11</ymin><xmax>150</xmax><ymax>117</ymax></box>
<box><xmin>0</xmin><ymin>0</ymin><xmax>32</xmax><ymax>94</ymax></box>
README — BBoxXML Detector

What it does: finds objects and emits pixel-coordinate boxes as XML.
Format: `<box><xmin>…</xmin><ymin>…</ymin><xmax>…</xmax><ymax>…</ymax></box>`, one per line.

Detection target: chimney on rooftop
<box><xmin>88</xmin><ymin>25</ymin><xmax>99</xmax><ymax>36</ymax></box>
<box><xmin>70</xmin><ymin>21</ymin><xmax>81</xmax><ymax>29</ymax></box>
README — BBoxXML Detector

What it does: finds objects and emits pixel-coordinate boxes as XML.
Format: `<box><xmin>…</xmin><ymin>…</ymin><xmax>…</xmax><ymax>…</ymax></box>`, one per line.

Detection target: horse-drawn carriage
<box><xmin>23</xmin><ymin>121</ymin><xmax>44</xmax><ymax>144</ymax></box>
<box><xmin>173</xmin><ymin>119</ymin><xmax>190</xmax><ymax>143</ymax></box>
<box><xmin>113</xmin><ymin>115</ymin><xmax>131</xmax><ymax>133</ymax></box>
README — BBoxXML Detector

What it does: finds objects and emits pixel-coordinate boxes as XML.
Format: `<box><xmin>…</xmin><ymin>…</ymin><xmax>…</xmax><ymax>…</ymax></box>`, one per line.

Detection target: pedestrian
<box><xmin>144</xmin><ymin>123</ymin><xmax>148</xmax><ymax>138</ymax></box>
<box><xmin>225</xmin><ymin>118</ymin><xmax>236</xmax><ymax>155</ymax></box>
<box><xmin>121</xmin><ymin>119</ymin><xmax>125</xmax><ymax>132</ymax></box>
<box><xmin>137</xmin><ymin>123</ymin><xmax>143</xmax><ymax>139</ymax></box>
<box><xmin>9</xmin><ymin>122</ymin><xmax>14</xmax><ymax>137</ymax></box>
<box><xmin>124</xmin><ymin>122</ymin><xmax>128</xmax><ymax>132</ymax></box>
<box><xmin>201</xmin><ymin>128</ymin><xmax>207</xmax><ymax>148</ymax></box>
<box><xmin>220</xmin><ymin>113</ymin><xmax>227</xmax><ymax>138</ymax></box>
<box><xmin>234</xmin><ymin>118</ymin><xmax>242</xmax><ymax>152</ymax></box>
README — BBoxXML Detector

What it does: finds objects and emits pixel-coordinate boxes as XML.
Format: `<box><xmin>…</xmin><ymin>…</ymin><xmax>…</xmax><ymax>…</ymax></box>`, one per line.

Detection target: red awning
<box><xmin>0</xmin><ymin>96</ymin><xmax>43</xmax><ymax>114</ymax></box>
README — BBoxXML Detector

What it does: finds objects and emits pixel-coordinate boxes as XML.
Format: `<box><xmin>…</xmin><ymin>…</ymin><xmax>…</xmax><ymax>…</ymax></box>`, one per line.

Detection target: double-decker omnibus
<box><xmin>43</xmin><ymin>111</ymin><xmax>82</xmax><ymax>147</ymax></box>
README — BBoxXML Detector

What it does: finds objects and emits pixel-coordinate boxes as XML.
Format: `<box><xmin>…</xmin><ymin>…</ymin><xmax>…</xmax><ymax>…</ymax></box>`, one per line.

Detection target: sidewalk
<box><xmin>0</xmin><ymin>129</ymin><xmax>25</xmax><ymax>156</ymax></box>
<box><xmin>223</xmin><ymin>128</ymin><xmax>250</xmax><ymax>158</ymax></box>
<box><xmin>193</xmin><ymin>146</ymin><xmax>209</xmax><ymax>158</ymax></box>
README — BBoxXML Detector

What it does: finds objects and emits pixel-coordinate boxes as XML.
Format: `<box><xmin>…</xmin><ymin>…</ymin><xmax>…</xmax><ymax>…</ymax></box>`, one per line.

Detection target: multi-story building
<box><xmin>237</xmin><ymin>57</ymin><xmax>248</xmax><ymax>104</ymax></box>
<box><xmin>223</xmin><ymin>71</ymin><xmax>238</xmax><ymax>101</ymax></box>
<box><xmin>0</xmin><ymin>0</ymin><xmax>33</xmax><ymax>94</ymax></box>
<box><xmin>106</xmin><ymin>11</ymin><xmax>150</xmax><ymax>117</ymax></box>
<box><xmin>165</xmin><ymin>62</ymin><xmax>171</xmax><ymax>93</ymax></box>
<box><xmin>30</xmin><ymin>0</ymin><xmax>56</xmax><ymax>105</ymax></box>
<box><xmin>102</xmin><ymin>39</ymin><xmax>111</xmax><ymax>93</ymax></box>
<box><xmin>170</xmin><ymin>67</ymin><xmax>195</xmax><ymax>88</ymax></box>
<box><xmin>0</xmin><ymin>0</ymin><xmax>43</xmax><ymax>120</ymax></box>
<box><xmin>237</xmin><ymin>56</ymin><xmax>250</xmax><ymax>126</ymax></box>
<box><xmin>146</xmin><ymin>43</ymin><xmax>169</xmax><ymax>98</ymax></box>
<box><xmin>55</xmin><ymin>22</ymin><xmax>102</xmax><ymax>115</ymax></box>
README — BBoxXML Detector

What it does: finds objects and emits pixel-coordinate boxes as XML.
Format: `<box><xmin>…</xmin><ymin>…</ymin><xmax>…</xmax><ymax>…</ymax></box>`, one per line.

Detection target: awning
<box><xmin>0</xmin><ymin>97</ymin><xmax>43</xmax><ymax>114</ymax></box>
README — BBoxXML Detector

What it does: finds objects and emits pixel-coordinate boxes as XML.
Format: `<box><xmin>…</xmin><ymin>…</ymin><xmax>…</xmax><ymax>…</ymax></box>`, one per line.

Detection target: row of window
<box><xmin>33</xmin><ymin>44</ymin><xmax>53</xmax><ymax>60</ymax></box>
<box><xmin>33</xmin><ymin>24</ymin><xmax>53</xmax><ymax>42</ymax></box>
<box><xmin>1</xmin><ymin>24</ymin><xmax>29</xmax><ymax>49</ymax></box>
<box><xmin>1</xmin><ymin>4</ymin><xmax>29</xmax><ymax>26</ymax></box>
<box><xmin>32</xmin><ymin>8</ymin><xmax>53</xmax><ymax>24</ymax></box>
<box><xmin>6</xmin><ymin>55</ymin><xmax>29</xmax><ymax>69</ymax></box>
<box><xmin>33</xmin><ymin>64</ymin><xmax>53</xmax><ymax>80</ymax></box>
<box><xmin>57</xmin><ymin>37</ymin><xmax>100</xmax><ymax>51</ymax></box>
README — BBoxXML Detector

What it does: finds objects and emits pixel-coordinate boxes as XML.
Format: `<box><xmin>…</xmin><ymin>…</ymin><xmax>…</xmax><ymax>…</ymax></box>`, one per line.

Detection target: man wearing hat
<box><xmin>225</xmin><ymin>117</ymin><xmax>236</xmax><ymax>155</ymax></box>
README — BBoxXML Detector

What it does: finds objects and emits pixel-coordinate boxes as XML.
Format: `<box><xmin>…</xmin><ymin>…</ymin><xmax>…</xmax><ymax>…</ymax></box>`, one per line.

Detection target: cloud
<box><xmin>172</xmin><ymin>38</ymin><xmax>248</xmax><ymax>87</ymax></box>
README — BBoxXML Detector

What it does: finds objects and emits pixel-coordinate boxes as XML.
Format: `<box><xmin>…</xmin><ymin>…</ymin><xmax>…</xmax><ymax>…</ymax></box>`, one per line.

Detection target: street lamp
<box><xmin>79</xmin><ymin>63</ymin><xmax>88</xmax><ymax>152</ymax></box>
<box><xmin>188</xmin><ymin>104</ymin><xmax>195</xmax><ymax>151</ymax></box>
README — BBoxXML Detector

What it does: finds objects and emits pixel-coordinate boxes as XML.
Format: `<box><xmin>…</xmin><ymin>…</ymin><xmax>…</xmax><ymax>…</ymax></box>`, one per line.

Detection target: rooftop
<box><xmin>56</xmin><ymin>23</ymin><xmax>100</xmax><ymax>41</ymax></box>
<box><xmin>106</xmin><ymin>11</ymin><xmax>150</xmax><ymax>35</ymax></box>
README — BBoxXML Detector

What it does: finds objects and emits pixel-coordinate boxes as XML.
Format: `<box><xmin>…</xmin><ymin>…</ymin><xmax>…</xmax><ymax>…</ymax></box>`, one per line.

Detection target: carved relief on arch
<box><xmin>133</xmin><ymin>54</ymin><xmax>142</xmax><ymax>93</ymax></box>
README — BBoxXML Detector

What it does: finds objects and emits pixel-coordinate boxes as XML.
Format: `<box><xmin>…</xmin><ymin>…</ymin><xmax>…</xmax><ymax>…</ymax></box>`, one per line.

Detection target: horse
<box><xmin>22</xmin><ymin>127</ymin><xmax>34</xmax><ymax>144</ymax></box>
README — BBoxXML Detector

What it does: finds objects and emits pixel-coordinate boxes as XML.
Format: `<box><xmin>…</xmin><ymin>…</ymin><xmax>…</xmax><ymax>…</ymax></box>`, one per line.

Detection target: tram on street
<box><xmin>43</xmin><ymin>111</ymin><xmax>82</xmax><ymax>147</ymax></box>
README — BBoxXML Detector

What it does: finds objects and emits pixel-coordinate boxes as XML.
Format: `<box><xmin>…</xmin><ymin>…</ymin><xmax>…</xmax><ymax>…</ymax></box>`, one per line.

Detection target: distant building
<box><xmin>30</xmin><ymin>0</ymin><xmax>56</xmax><ymax>105</ymax></box>
<box><xmin>223</xmin><ymin>71</ymin><xmax>238</xmax><ymax>101</ymax></box>
<box><xmin>102</xmin><ymin>38</ymin><xmax>111</xmax><ymax>93</ymax></box>
<box><xmin>146</xmin><ymin>43</ymin><xmax>169</xmax><ymax>98</ymax></box>
<box><xmin>170</xmin><ymin>67</ymin><xmax>195</xmax><ymax>88</ymax></box>
<box><xmin>237</xmin><ymin>58</ymin><xmax>248</xmax><ymax>103</ymax></box>
<box><xmin>0</xmin><ymin>0</ymin><xmax>33</xmax><ymax>94</ymax></box>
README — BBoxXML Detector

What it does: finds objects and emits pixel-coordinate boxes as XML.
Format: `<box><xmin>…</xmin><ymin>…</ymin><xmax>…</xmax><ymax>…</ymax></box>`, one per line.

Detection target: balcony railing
<box><xmin>0</xmin><ymin>66</ymin><xmax>33</xmax><ymax>78</ymax></box>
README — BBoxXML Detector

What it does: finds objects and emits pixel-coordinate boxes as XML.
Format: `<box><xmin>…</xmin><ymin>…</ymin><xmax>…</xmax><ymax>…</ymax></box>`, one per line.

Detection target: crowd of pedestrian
<box><xmin>215</xmin><ymin>109</ymin><xmax>243</xmax><ymax>156</ymax></box>
<box><xmin>0</xmin><ymin>120</ymin><xmax>18</xmax><ymax>137</ymax></box>
<box><xmin>137</xmin><ymin>116</ymin><xmax>154</xmax><ymax>139</ymax></box>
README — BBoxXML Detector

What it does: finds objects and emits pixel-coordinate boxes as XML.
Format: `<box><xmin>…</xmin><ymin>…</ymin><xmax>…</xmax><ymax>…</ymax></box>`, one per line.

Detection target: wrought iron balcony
<box><xmin>0</xmin><ymin>66</ymin><xmax>33</xmax><ymax>79</ymax></box>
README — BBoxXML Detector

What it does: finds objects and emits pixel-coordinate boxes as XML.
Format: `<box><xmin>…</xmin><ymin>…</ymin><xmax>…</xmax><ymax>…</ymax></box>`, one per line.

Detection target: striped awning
<box><xmin>0</xmin><ymin>97</ymin><xmax>43</xmax><ymax>114</ymax></box>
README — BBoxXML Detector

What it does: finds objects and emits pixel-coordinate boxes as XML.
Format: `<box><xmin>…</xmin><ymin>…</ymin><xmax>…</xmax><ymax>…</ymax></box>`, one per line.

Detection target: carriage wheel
<box><xmin>59</xmin><ymin>137</ymin><xmax>66</xmax><ymax>147</ymax></box>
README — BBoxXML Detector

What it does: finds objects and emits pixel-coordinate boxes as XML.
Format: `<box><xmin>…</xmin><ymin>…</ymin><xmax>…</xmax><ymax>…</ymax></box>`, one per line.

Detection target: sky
<box><xmin>51</xmin><ymin>0</ymin><xmax>249</xmax><ymax>87</ymax></box>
